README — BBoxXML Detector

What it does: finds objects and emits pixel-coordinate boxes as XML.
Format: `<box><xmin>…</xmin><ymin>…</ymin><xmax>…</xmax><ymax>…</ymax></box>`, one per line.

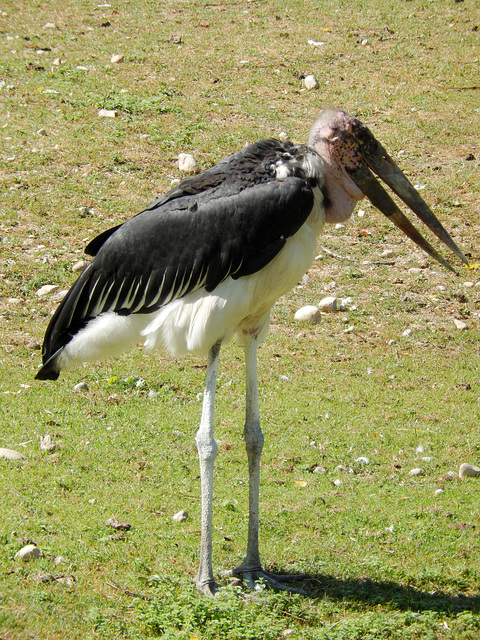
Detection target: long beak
<box><xmin>347</xmin><ymin>134</ymin><xmax>468</xmax><ymax>273</ymax></box>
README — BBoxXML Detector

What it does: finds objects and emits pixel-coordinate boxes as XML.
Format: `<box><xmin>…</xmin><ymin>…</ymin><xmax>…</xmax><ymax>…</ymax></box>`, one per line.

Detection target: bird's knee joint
<box><xmin>244</xmin><ymin>422</ymin><xmax>264</xmax><ymax>455</ymax></box>
<box><xmin>196</xmin><ymin>435</ymin><xmax>218</xmax><ymax>462</ymax></box>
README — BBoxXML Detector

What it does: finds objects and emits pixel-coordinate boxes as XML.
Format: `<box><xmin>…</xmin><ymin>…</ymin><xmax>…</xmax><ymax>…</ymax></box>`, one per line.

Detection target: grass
<box><xmin>1</xmin><ymin>0</ymin><xmax>480</xmax><ymax>638</ymax></box>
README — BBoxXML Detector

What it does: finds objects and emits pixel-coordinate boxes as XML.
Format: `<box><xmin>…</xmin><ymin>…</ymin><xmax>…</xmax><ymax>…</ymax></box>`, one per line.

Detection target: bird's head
<box><xmin>309</xmin><ymin>108</ymin><xmax>468</xmax><ymax>273</ymax></box>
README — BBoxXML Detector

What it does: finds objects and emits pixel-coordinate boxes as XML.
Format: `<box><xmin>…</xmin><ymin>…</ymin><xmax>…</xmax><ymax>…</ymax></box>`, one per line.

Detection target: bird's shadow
<box><xmin>272</xmin><ymin>569</ymin><xmax>480</xmax><ymax>615</ymax></box>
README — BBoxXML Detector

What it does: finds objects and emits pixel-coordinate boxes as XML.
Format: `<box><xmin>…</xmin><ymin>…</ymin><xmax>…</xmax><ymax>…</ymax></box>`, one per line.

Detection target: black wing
<box><xmin>36</xmin><ymin>140</ymin><xmax>319</xmax><ymax>378</ymax></box>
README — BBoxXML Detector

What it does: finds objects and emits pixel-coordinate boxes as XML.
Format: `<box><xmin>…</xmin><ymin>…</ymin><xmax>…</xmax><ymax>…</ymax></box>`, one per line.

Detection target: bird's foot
<box><xmin>195</xmin><ymin>577</ymin><xmax>222</xmax><ymax>597</ymax></box>
<box><xmin>228</xmin><ymin>566</ymin><xmax>307</xmax><ymax>594</ymax></box>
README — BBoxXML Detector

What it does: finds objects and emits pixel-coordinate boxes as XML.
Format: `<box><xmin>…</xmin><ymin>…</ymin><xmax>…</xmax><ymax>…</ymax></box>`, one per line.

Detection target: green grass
<box><xmin>1</xmin><ymin>0</ymin><xmax>480</xmax><ymax>638</ymax></box>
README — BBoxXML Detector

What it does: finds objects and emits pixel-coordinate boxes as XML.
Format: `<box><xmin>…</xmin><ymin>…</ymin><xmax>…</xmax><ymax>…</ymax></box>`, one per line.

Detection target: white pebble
<box><xmin>172</xmin><ymin>510</ymin><xmax>189</xmax><ymax>522</ymax></box>
<box><xmin>459</xmin><ymin>463</ymin><xmax>480</xmax><ymax>479</ymax></box>
<box><xmin>15</xmin><ymin>544</ymin><xmax>42</xmax><ymax>562</ymax></box>
<box><xmin>72</xmin><ymin>260</ymin><xmax>88</xmax><ymax>273</ymax></box>
<box><xmin>294</xmin><ymin>305</ymin><xmax>321</xmax><ymax>324</ymax></box>
<box><xmin>409</xmin><ymin>268</ymin><xmax>423</xmax><ymax>275</ymax></box>
<box><xmin>333</xmin><ymin>478</ymin><xmax>342</xmax><ymax>487</ymax></box>
<box><xmin>303</xmin><ymin>74</ymin><xmax>319</xmax><ymax>90</ymax></box>
<box><xmin>278</xmin><ymin>131</ymin><xmax>288</xmax><ymax>142</ymax></box>
<box><xmin>40</xmin><ymin>435</ymin><xmax>57</xmax><ymax>452</ymax></box>
<box><xmin>110</xmin><ymin>54</ymin><xmax>124</xmax><ymax>64</ymax></box>
<box><xmin>73</xmin><ymin>382</ymin><xmax>89</xmax><ymax>393</ymax></box>
<box><xmin>98</xmin><ymin>109</ymin><xmax>116</xmax><ymax>118</ymax></box>
<box><xmin>355</xmin><ymin>456</ymin><xmax>370</xmax><ymax>464</ymax></box>
<box><xmin>313</xmin><ymin>466</ymin><xmax>326</xmax><ymax>474</ymax></box>
<box><xmin>280</xmin><ymin>375</ymin><xmax>290</xmax><ymax>383</ymax></box>
<box><xmin>409</xmin><ymin>468</ymin><xmax>423</xmax><ymax>477</ymax></box>
<box><xmin>0</xmin><ymin>447</ymin><xmax>26</xmax><ymax>461</ymax></box>
<box><xmin>434</xmin><ymin>489</ymin><xmax>444</xmax><ymax>496</ymax></box>
<box><xmin>307</xmin><ymin>39</ymin><xmax>326</xmax><ymax>47</ymax></box>
<box><xmin>36</xmin><ymin>284</ymin><xmax>59</xmax><ymax>297</ymax></box>
<box><xmin>319</xmin><ymin>296</ymin><xmax>339</xmax><ymax>313</ymax></box>
<box><xmin>37</xmin><ymin>128</ymin><xmax>47</xmax><ymax>136</ymax></box>
<box><xmin>178</xmin><ymin>153</ymin><xmax>197</xmax><ymax>174</ymax></box>
<box><xmin>416</xmin><ymin>444</ymin><xmax>424</xmax><ymax>454</ymax></box>
<box><xmin>335</xmin><ymin>223</ymin><xmax>345</xmax><ymax>230</ymax></box>
<box><xmin>380</xmin><ymin>249</ymin><xmax>394</xmax><ymax>258</ymax></box>
<box><xmin>403</xmin><ymin>329</ymin><xmax>412</xmax><ymax>337</ymax></box>
<box><xmin>453</xmin><ymin>319</ymin><xmax>468</xmax><ymax>330</ymax></box>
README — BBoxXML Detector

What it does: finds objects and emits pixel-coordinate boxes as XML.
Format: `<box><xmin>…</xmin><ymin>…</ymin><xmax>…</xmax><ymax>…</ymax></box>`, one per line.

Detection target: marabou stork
<box><xmin>36</xmin><ymin>109</ymin><xmax>467</xmax><ymax>595</ymax></box>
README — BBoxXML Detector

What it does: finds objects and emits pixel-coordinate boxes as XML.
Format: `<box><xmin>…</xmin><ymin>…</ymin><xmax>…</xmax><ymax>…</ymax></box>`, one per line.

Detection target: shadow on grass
<box><xmin>276</xmin><ymin>571</ymin><xmax>480</xmax><ymax>615</ymax></box>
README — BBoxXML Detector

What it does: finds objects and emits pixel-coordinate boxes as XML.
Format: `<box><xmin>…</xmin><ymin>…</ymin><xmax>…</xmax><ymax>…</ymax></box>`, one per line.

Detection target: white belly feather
<box><xmin>57</xmin><ymin>195</ymin><xmax>324</xmax><ymax>370</ymax></box>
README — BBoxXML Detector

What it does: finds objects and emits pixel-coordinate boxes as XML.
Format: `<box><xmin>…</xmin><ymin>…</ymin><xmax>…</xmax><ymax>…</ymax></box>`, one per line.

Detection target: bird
<box><xmin>35</xmin><ymin>108</ymin><xmax>467</xmax><ymax>595</ymax></box>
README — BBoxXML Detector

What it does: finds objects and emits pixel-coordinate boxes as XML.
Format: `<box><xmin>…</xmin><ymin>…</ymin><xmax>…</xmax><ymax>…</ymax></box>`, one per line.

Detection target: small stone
<box><xmin>57</xmin><ymin>576</ymin><xmax>75</xmax><ymax>587</ymax></box>
<box><xmin>15</xmin><ymin>544</ymin><xmax>42</xmax><ymax>562</ymax></box>
<box><xmin>172</xmin><ymin>510</ymin><xmax>189</xmax><ymax>522</ymax></box>
<box><xmin>78</xmin><ymin>206</ymin><xmax>93</xmax><ymax>217</ymax></box>
<box><xmin>278</xmin><ymin>131</ymin><xmax>288</xmax><ymax>142</ymax></box>
<box><xmin>380</xmin><ymin>249</ymin><xmax>394</xmax><ymax>258</ymax></box>
<box><xmin>73</xmin><ymin>382</ymin><xmax>89</xmax><ymax>393</ymax></box>
<box><xmin>170</xmin><ymin>178</ymin><xmax>181</xmax><ymax>188</ymax></box>
<box><xmin>43</xmin><ymin>22</ymin><xmax>56</xmax><ymax>29</ymax></box>
<box><xmin>294</xmin><ymin>305</ymin><xmax>321</xmax><ymax>324</ymax></box>
<box><xmin>318</xmin><ymin>296</ymin><xmax>339</xmax><ymax>313</ymax></box>
<box><xmin>110</xmin><ymin>54</ymin><xmax>124</xmax><ymax>63</ymax></box>
<box><xmin>313</xmin><ymin>465</ymin><xmax>326</xmax><ymax>474</ymax></box>
<box><xmin>303</xmin><ymin>74</ymin><xmax>319</xmax><ymax>90</ymax></box>
<box><xmin>53</xmin><ymin>555</ymin><xmax>65</xmax><ymax>566</ymax></box>
<box><xmin>434</xmin><ymin>489</ymin><xmax>444</xmax><ymax>496</ymax></box>
<box><xmin>463</xmin><ymin>281</ymin><xmax>474</xmax><ymax>288</ymax></box>
<box><xmin>98</xmin><ymin>109</ymin><xmax>116</xmax><ymax>118</ymax></box>
<box><xmin>0</xmin><ymin>447</ymin><xmax>26</xmax><ymax>461</ymax></box>
<box><xmin>105</xmin><ymin>517</ymin><xmax>131</xmax><ymax>531</ymax></box>
<box><xmin>459</xmin><ymin>463</ymin><xmax>480</xmax><ymax>479</ymax></box>
<box><xmin>335</xmin><ymin>223</ymin><xmax>345</xmax><ymax>230</ymax></box>
<box><xmin>72</xmin><ymin>260</ymin><xmax>88</xmax><ymax>273</ymax></box>
<box><xmin>339</xmin><ymin>297</ymin><xmax>353</xmax><ymax>311</ymax></box>
<box><xmin>333</xmin><ymin>478</ymin><xmax>342</xmax><ymax>487</ymax></box>
<box><xmin>178</xmin><ymin>153</ymin><xmax>197</xmax><ymax>174</ymax></box>
<box><xmin>36</xmin><ymin>284</ymin><xmax>59</xmax><ymax>297</ymax></box>
<box><xmin>37</xmin><ymin>128</ymin><xmax>47</xmax><ymax>136</ymax></box>
<box><xmin>355</xmin><ymin>456</ymin><xmax>370</xmax><ymax>464</ymax></box>
<box><xmin>409</xmin><ymin>468</ymin><xmax>423</xmax><ymax>477</ymax></box>
<box><xmin>40</xmin><ymin>435</ymin><xmax>58</xmax><ymax>453</ymax></box>
<box><xmin>403</xmin><ymin>329</ymin><xmax>412</xmax><ymax>337</ymax></box>
<box><xmin>409</xmin><ymin>268</ymin><xmax>423</xmax><ymax>274</ymax></box>
<box><xmin>453</xmin><ymin>319</ymin><xmax>468</xmax><ymax>330</ymax></box>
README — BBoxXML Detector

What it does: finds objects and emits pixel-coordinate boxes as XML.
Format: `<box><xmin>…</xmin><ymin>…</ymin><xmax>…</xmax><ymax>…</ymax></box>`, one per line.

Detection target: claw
<box><xmin>195</xmin><ymin>578</ymin><xmax>222</xmax><ymax>597</ymax></box>
<box><xmin>231</xmin><ymin>566</ymin><xmax>307</xmax><ymax>594</ymax></box>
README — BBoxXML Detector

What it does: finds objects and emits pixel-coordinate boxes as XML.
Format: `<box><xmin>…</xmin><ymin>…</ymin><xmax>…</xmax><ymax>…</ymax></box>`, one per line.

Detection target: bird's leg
<box><xmin>195</xmin><ymin>340</ymin><xmax>222</xmax><ymax>596</ymax></box>
<box><xmin>232</xmin><ymin>334</ymin><xmax>305</xmax><ymax>593</ymax></box>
